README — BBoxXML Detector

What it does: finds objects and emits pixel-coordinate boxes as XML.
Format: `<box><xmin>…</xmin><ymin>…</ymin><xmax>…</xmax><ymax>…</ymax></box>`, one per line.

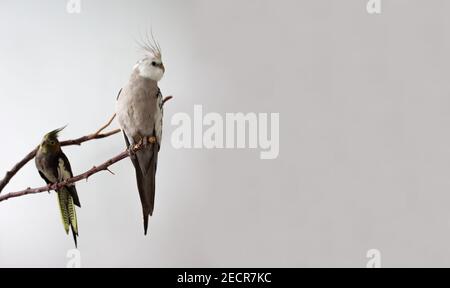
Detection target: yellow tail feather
<box><xmin>57</xmin><ymin>188</ymin><xmax>78</xmax><ymax>236</ymax></box>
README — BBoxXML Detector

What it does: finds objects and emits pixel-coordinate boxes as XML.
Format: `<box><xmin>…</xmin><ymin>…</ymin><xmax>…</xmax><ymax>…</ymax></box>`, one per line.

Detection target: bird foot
<box><xmin>141</xmin><ymin>136</ymin><xmax>157</xmax><ymax>148</ymax></box>
<box><xmin>148</xmin><ymin>136</ymin><xmax>157</xmax><ymax>145</ymax></box>
<box><xmin>128</xmin><ymin>144</ymin><xmax>137</xmax><ymax>156</ymax></box>
<box><xmin>129</xmin><ymin>136</ymin><xmax>156</xmax><ymax>152</ymax></box>
<box><xmin>134</xmin><ymin>137</ymin><xmax>145</xmax><ymax>148</ymax></box>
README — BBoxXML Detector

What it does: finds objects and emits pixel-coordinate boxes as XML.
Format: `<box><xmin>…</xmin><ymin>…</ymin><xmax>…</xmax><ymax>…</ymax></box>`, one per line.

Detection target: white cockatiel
<box><xmin>116</xmin><ymin>38</ymin><xmax>165</xmax><ymax>235</ymax></box>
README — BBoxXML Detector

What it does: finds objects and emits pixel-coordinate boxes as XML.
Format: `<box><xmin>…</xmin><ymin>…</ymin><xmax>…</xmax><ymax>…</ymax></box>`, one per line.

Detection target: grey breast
<box><xmin>117</xmin><ymin>70</ymin><xmax>161</xmax><ymax>142</ymax></box>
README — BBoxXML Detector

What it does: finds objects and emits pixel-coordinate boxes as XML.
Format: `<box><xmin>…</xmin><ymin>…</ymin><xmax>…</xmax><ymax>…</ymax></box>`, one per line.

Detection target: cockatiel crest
<box><xmin>40</xmin><ymin>126</ymin><xmax>66</xmax><ymax>153</ymax></box>
<box><xmin>43</xmin><ymin>126</ymin><xmax>65</xmax><ymax>140</ymax></box>
<box><xmin>135</xmin><ymin>34</ymin><xmax>165</xmax><ymax>82</ymax></box>
<box><xmin>141</xmin><ymin>38</ymin><xmax>162</xmax><ymax>60</ymax></box>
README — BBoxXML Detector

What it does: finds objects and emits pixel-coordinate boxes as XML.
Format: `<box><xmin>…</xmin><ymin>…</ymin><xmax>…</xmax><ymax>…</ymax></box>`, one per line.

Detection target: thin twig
<box><xmin>60</xmin><ymin>129</ymin><xmax>122</xmax><ymax>147</ymax></box>
<box><xmin>163</xmin><ymin>96</ymin><xmax>173</xmax><ymax>105</ymax></box>
<box><xmin>93</xmin><ymin>114</ymin><xmax>117</xmax><ymax>136</ymax></box>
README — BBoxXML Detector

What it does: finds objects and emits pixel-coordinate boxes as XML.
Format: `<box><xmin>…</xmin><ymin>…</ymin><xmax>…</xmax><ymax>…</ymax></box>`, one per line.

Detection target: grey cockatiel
<box><xmin>116</xmin><ymin>38</ymin><xmax>165</xmax><ymax>235</ymax></box>
<box><xmin>35</xmin><ymin>127</ymin><xmax>81</xmax><ymax>247</ymax></box>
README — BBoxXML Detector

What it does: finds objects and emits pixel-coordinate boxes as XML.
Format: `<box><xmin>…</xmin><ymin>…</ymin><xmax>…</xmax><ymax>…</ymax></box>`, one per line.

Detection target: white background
<box><xmin>2</xmin><ymin>0</ymin><xmax>450</xmax><ymax>267</ymax></box>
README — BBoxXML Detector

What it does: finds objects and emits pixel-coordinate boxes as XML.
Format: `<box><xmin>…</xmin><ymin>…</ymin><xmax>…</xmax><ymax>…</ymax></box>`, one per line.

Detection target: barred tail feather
<box><xmin>57</xmin><ymin>188</ymin><xmax>79</xmax><ymax>247</ymax></box>
<box><xmin>57</xmin><ymin>190</ymin><xmax>70</xmax><ymax>234</ymax></box>
<box><xmin>68</xmin><ymin>195</ymin><xmax>78</xmax><ymax>247</ymax></box>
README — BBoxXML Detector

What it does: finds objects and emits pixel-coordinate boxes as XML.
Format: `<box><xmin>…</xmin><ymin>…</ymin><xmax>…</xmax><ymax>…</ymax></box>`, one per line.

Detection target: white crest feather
<box><xmin>137</xmin><ymin>30</ymin><xmax>162</xmax><ymax>60</ymax></box>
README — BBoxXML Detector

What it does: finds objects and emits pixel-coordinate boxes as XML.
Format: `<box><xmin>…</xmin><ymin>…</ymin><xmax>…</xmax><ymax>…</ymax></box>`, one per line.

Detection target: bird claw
<box><xmin>134</xmin><ymin>136</ymin><xmax>144</xmax><ymax>148</ymax></box>
<box><xmin>128</xmin><ymin>144</ymin><xmax>137</xmax><ymax>156</ymax></box>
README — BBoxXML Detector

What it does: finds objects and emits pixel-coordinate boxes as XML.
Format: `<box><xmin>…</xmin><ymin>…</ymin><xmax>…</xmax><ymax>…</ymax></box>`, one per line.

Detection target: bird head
<box><xmin>39</xmin><ymin>126</ymin><xmax>65</xmax><ymax>153</ymax></box>
<box><xmin>135</xmin><ymin>34</ymin><xmax>165</xmax><ymax>82</ymax></box>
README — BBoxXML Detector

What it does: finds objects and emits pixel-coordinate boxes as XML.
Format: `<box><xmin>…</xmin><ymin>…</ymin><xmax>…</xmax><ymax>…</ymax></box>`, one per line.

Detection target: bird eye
<box><xmin>50</xmin><ymin>141</ymin><xmax>55</xmax><ymax>145</ymax></box>
<box><xmin>151</xmin><ymin>61</ymin><xmax>157</xmax><ymax>66</ymax></box>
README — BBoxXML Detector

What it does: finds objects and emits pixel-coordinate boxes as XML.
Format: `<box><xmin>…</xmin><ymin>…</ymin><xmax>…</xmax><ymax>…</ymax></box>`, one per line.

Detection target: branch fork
<box><xmin>0</xmin><ymin>96</ymin><xmax>173</xmax><ymax>203</ymax></box>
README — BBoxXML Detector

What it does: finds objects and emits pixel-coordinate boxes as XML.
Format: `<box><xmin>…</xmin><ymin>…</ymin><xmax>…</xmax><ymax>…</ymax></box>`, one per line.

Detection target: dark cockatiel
<box><xmin>35</xmin><ymin>127</ymin><xmax>81</xmax><ymax>247</ymax></box>
<box><xmin>116</xmin><ymin>37</ymin><xmax>165</xmax><ymax>235</ymax></box>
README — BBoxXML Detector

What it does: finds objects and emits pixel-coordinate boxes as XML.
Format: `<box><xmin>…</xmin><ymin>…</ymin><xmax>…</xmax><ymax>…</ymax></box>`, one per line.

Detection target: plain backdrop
<box><xmin>2</xmin><ymin>0</ymin><xmax>450</xmax><ymax>267</ymax></box>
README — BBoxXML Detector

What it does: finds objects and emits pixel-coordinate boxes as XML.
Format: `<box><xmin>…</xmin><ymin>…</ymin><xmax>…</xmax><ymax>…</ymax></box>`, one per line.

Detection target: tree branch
<box><xmin>0</xmin><ymin>130</ymin><xmax>121</xmax><ymax>195</ymax></box>
<box><xmin>0</xmin><ymin>148</ymin><xmax>39</xmax><ymax>194</ymax></box>
<box><xmin>93</xmin><ymin>113</ymin><xmax>117</xmax><ymax>136</ymax></box>
<box><xmin>0</xmin><ymin>95</ymin><xmax>173</xmax><ymax>196</ymax></box>
<box><xmin>0</xmin><ymin>144</ymin><xmax>144</xmax><ymax>203</ymax></box>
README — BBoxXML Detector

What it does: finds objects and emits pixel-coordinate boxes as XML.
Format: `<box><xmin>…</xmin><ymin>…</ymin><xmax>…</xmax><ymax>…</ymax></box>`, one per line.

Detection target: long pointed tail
<box><xmin>57</xmin><ymin>188</ymin><xmax>79</xmax><ymax>247</ymax></box>
<box><xmin>123</xmin><ymin>132</ymin><xmax>158</xmax><ymax>236</ymax></box>
<box><xmin>71</xmin><ymin>224</ymin><xmax>78</xmax><ymax>248</ymax></box>
<box><xmin>141</xmin><ymin>162</ymin><xmax>156</xmax><ymax>236</ymax></box>
<box><xmin>136</xmin><ymin>147</ymin><xmax>157</xmax><ymax>236</ymax></box>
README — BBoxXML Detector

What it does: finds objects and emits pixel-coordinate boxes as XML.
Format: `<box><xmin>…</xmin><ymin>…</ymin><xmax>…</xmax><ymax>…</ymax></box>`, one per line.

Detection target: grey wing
<box><xmin>156</xmin><ymin>89</ymin><xmax>163</xmax><ymax>152</ymax></box>
<box><xmin>116</xmin><ymin>88</ymin><xmax>123</xmax><ymax>100</ymax></box>
<box><xmin>123</xmin><ymin>131</ymin><xmax>141</xmax><ymax>173</ymax></box>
